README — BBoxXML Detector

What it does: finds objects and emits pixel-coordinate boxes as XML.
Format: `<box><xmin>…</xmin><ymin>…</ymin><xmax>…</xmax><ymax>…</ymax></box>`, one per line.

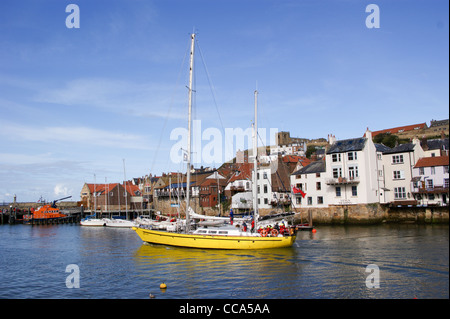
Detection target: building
<box><xmin>325</xmin><ymin>129</ymin><xmax>379</xmax><ymax>206</ymax></box>
<box><xmin>291</xmin><ymin>159</ymin><xmax>327</xmax><ymax>208</ymax></box>
<box><xmin>411</xmin><ymin>156</ymin><xmax>449</xmax><ymax>206</ymax></box>
<box><xmin>199</xmin><ymin>173</ymin><xmax>227</xmax><ymax>209</ymax></box>
<box><xmin>382</xmin><ymin>137</ymin><xmax>425</xmax><ymax>206</ymax></box>
<box><xmin>372</xmin><ymin>123</ymin><xmax>427</xmax><ymax>139</ymax></box>
<box><xmin>80</xmin><ymin>182</ymin><xmax>142</xmax><ymax>212</ymax></box>
<box><xmin>255</xmin><ymin>157</ymin><xmax>292</xmax><ymax>210</ymax></box>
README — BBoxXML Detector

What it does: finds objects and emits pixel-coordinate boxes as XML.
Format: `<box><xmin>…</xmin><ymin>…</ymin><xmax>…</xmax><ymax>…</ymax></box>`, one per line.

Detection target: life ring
<box><xmin>261</xmin><ymin>229</ymin><xmax>268</xmax><ymax>237</ymax></box>
<box><xmin>271</xmin><ymin>229</ymin><xmax>279</xmax><ymax>237</ymax></box>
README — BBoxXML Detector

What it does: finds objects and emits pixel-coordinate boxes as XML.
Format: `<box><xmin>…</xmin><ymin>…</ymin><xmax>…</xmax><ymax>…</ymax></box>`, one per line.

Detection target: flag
<box><xmin>292</xmin><ymin>185</ymin><xmax>306</xmax><ymax>198</ymax></box>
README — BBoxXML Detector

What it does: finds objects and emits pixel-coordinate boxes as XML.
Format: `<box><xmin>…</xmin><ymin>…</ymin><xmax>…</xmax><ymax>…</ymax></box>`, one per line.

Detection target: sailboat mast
<box><xmin>253</xmin><ymin>90</ymin><xmax>259</xmax><ymax>228</ymax></box>
<box><xmin>185</xmin><ymin>33</ymin><xmax>195</xmax><ymax>232</ymax></box>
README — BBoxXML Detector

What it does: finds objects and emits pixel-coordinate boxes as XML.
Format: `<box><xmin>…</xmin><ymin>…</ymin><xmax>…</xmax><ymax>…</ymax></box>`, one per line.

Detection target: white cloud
<box><xmin>33</xmin><ymin>78</ymin><xmax>187</xmax><ymax>120</ymax></box>
<box><xmin>54</xmin><ymin>184</ymin><xmax>69</xmax><ymax>197</ymax></box>
<box><xmin>0</xmin><ymin>122</ymin><xmax>151</xmax><ymax>150</ymax></box>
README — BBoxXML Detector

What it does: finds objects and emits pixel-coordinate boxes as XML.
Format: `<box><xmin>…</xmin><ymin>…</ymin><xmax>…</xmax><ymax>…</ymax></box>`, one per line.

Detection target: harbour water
<box><xmin>0</xmin><ymin>223</ymin><xmax>448</xmax><ymax>299</ymax></box>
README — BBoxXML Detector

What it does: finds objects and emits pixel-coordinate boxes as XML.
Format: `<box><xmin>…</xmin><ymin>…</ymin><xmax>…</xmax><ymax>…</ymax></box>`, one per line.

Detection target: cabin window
<box><xmin>208</xmin><ymin>231</ymin><xmax>217</xmax><ymax>234</ymax></box>
<box><xmin>218</xmin><ymin>231</ymin><xmax>228</xmax><ymax>235</ymax></box>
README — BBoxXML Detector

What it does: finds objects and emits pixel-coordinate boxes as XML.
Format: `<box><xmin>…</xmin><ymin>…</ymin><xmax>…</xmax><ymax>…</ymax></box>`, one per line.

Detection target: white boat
<box><xmin>105</xmin><ymin>218</ymin><xmax>138</xmax><ymax>228</ymax></box>
<box><xmin>80</xmin><ymin>216</ymin><xmax>110</xmax><ymax>226</ymax></box>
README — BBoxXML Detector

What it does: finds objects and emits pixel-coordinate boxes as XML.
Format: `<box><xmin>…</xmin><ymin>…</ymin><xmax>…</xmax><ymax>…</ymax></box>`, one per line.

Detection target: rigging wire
<box><xmin>195</xmin><ymin>37</ymin><xmax>226</xmax><ymax>134</ymax></box>
<box><xmin>149</xmin><ymin>38</ymin><xmax>191</xmax><ymax>174</ymax></box>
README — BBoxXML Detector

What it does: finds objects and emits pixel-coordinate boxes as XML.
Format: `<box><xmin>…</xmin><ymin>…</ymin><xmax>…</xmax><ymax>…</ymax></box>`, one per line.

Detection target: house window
<box><xmin>263</xmin><ymin>172</ymin><xmax>268</xmax><ymax>179</ymax></box>
<box><xmin>394</xmin><ymin>187</ymin><xmax>406</xmax><ymax>199</ymax></box>
<box><xmin>263</xmin><ymin>185</ymin><xmax>268</xmax><ymax>193</ymax></box>
<box><xmin>332</xmin><ymin>154</ymin><xmax>341</xmax><ymax>162</ymax></box>
<box><xmin>349</xmin><ymin>166</ymin><xmax>359</xmax><ymax>179</ymax></box>
<box><xmin>296</xmin><ymin>197</ymin><xmax>302</xmax><ymax>205</ymax></box>
<box><xmin>392</xmin><ymin>155</ymin><xmax>404</xmax><ymax>164</ymax></box>
<box><xmin>393</xmin><ymin>170</ymin><xmax>404</xmax><ymax>180</ymax></box>
<box><xmin>445</xmin><ymin>179</ymin><xmax>449</xmax><ymax>188</ymax></box>
<box><xmin>444</xmin><ymin>166</ymin><xmax>449</xmax><ymax>174</ymax></box>
<box><xmin>427</xmin><ymin>179</ymin><xmax>433</xmax><ymax>189</ymax></box>
<box><xmin>264</xmin><ymin>198</ymin><xmax>268</xmax><ymax>204</ymax></box>
<box><xmin>352</xmin><ymin>186</ymin><xmax>358</xmax><ymax>196</ymax></box>
<box><xmin>431</xmin><ymin>167</ymin><xmax>435</xmax><ymax>175</ymax></box>
<box><xmin>378</xmin><ymin>170</ymin><xmax>383</xmax><ymax>177</ymax></box>
<box><xmin>316</xmin><ymin>182</ymin><xmax>321</xmax><ymax>190</ymax></box>
<box><xmin>348</xmin><ymin>152</ymin><xmax>357</xmax><ymax>161</ymax></box>
<box><xmin>316</xmin><ymin>173</ymin><xmax>321</xmax><ymax>178</ymax></box>
<box><xmin>336</xmin><ymin>187</ymin><xmax>341</xmax><ymax>197</ymax></box>
<box><xmin>419</xmin><ymin>167</ymin><xmax>424</xmax><ymax>175</ymax></box>
<box><xmin>317</xmin><ymin>196</ymin><xmax>323</xmax><ymax>204</ymax></box>
<box><xmin>333</xmin><ymin>167</ymin><xmax>342</xmax><ymax>178</ymax></box>
<box><xmin>307</xmin><ymin>197</ymin><xmax>312</xmax><ymax>205</ymax></box>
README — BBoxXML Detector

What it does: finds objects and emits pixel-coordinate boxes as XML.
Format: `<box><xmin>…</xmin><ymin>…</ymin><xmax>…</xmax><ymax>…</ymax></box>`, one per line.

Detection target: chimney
<box><xmin>328</xmin><ymin>134</ymin><xmax>336</xmax><ymax>145</ymax></box>
<box><xmin>365</xmin><ymin>127</ymin><xmax>372</xmax><ymax>140</ymax></box>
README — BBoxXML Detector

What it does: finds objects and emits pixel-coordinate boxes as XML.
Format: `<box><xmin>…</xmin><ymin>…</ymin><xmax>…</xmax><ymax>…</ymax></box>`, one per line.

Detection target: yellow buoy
<box><xmin>160</xmin><ymin>282</ymin><xmax>167</xmax><ymax>289</ymax></box>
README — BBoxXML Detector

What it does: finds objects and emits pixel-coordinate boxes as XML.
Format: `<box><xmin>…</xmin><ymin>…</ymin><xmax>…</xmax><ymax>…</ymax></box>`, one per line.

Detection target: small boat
<box><xmin>105</xmin><ymin>218</ymin><xmax>138</xmax><ymax>228</ymax></box>
<box><xmin>80</xmin><ymin>214</ymin><xmax>110</xmax><ymax>226</ymax></box>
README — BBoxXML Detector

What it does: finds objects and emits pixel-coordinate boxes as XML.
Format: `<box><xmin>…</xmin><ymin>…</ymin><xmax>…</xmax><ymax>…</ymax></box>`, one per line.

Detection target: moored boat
<box><xmin>80</xmin><ymin>216</ymin><xmax>109</xmax><ymax>226</ymax></box>
<box><xmin>105</xmin><ymin>218</ymin><xmax>138</xmax><ymax>228</ymax></box>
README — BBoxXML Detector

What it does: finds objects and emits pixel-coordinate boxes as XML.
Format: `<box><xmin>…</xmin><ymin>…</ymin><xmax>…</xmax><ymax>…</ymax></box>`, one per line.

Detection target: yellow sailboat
<box><xmin>132</xmin><ymin>33</ymin><xmax>297</xmax><ymax>249</ymax></box>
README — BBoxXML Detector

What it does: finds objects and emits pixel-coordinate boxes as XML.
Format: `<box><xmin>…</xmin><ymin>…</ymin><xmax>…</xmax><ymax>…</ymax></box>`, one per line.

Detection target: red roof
<box><xmin>86</xmin><ymin>183</ymin><xmax>141</xmax><ymax>196</ymax></box>
<box><xmin>227</xmin><ymin>162</ymin><xmax>254</xmax><ymax>183</ymax></box>
<box><xmin>414</xmin><ymin>156</ymin><xmax>449</xmax><ymax>168</ymax></box>
<box><xmin>372</xmin><ymin>123</ymin><xmax>427</xmax><ymax>137</ymax></box>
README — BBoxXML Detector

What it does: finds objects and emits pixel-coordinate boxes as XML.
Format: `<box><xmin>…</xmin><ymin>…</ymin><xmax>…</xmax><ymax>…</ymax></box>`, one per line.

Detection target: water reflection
<box><xmin>134</xmin><ymin>244</ymin><xmax>300</xmax><ymax>298</ymax></box>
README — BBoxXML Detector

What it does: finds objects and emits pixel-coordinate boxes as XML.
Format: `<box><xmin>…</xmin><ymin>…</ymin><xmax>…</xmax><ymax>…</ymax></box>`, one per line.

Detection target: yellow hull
<box><xmin>132</xmin><ymin>227</ymin><xmax>296</xmax><ymax>250</ymax></box>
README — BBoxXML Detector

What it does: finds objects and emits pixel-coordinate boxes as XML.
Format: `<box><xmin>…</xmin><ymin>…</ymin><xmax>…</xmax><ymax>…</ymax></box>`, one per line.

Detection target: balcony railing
<box><xmin>411</xmin><ymin>185</ymin><xmax>449</xmax><ymax>194</ymax></box>
<box><xmin>326</xmin><ymin>176</ymin><xmax>360</xmax><ymax>185</ymax></box>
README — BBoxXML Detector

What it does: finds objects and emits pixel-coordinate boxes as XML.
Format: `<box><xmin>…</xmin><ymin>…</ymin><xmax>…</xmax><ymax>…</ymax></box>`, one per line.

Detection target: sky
<box><xmin>0</xmin><ymin>0</ymin><xmax>448</xmax><ymax>203</ymax></box>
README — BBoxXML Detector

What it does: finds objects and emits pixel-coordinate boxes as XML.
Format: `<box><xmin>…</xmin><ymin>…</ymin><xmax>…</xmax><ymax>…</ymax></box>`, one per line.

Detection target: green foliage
<box><xmin>373</xmin><ymin>133</ymin><xmax>399</xmax><ymax>148</ymax></box>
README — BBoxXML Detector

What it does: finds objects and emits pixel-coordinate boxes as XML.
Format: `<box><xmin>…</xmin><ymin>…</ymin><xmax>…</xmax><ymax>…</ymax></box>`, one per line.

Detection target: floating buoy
<box><xmin>149</xmin><ymin>293</ymin><xmax>155</xmax><ymax>298</ymax></box>
<box><xmin>160</xmin><ymin>282</ymin><xmax>167</xmax><ymax>289</ymax></box>
<box><xmin>312</xmin><ymin>228</ymin><xmax>317</xmax><ymax>233</ymax></box>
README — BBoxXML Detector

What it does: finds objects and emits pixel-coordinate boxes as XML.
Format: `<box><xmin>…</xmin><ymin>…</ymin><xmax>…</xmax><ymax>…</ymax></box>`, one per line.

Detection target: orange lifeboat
<box><xmin>23</xmin><ymin>196</ymin><xmax>71</xmax><ymax>223</ymax></box>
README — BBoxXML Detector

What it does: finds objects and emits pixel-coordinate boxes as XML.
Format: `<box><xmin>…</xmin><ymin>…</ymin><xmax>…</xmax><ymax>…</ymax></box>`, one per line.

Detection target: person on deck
<box><xmin>229</xmin><ymin>209</ymin><xmax>234</xmax><ymax>225</ymax></box>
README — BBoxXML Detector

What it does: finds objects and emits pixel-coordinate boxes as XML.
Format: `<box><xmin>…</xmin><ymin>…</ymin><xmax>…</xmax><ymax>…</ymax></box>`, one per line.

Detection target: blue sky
<box><xmin>0</xmin><ymin>0</ymin><xmax>448</xmax><ymax>203</ymax></box>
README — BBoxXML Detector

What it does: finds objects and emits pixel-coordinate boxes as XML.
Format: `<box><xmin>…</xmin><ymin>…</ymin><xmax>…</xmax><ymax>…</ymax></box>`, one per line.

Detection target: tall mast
<box><xmin>252</xmin><ymin>90</ymin><xmax>259</xmax><ymax>228</ymax></box>
<box><xmin>185</xmin><ymin>32</ymin><xmax>195</xmax><ymax>232</ymax></box>
<box><xmin>123</xmin><ymin>159</ymin><xmax>128</xmax><ymax>220</ymax></box>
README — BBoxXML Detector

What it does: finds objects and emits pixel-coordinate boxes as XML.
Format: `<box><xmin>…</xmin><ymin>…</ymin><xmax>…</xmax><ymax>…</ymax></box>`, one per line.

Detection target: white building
<box><xmin>324</xmin><ymin>129</ymin><xmax>379</xmax><ymax>205</ymax></box>
<box><xmin>382</xmin><ymin>137</ymin><xmax>425</xmax><ymax>206</ymax></box>
<box><xmin>291</xmin><ymin>160</ymin><xmax>327</xmax><ymax>208</ymax></box>
<box><xmin>411</xmin><ymin>156</ymin><xmax>449</xmax><ymax>206</ymax></box>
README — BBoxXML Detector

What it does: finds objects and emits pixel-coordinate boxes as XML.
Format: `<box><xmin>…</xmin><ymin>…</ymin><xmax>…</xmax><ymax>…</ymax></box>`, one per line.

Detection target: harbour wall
<box><xmin>291</xmin><ymin>204</ymin><xmax>449</xmax><ymax>225</ymax></box>
<box><xmin>3</xmin><ymin>200</ymin><xmax>448</xmax><ymax>225</ymax></box>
